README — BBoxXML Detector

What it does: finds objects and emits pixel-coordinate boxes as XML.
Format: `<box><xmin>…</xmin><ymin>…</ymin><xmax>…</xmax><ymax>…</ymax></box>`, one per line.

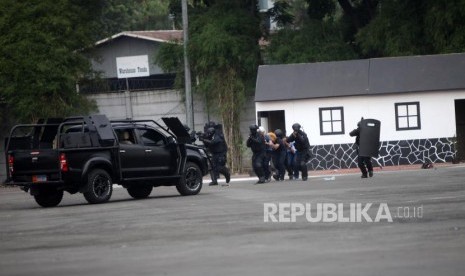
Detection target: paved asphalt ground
<box><xmin>1</xmin><ymin>166</ymin><xmax>464</xmax><ymax>276</ymax></box>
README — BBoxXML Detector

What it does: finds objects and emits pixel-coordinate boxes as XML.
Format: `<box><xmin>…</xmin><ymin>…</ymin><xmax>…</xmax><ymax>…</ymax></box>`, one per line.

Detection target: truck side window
<box><xmin>139</xmin><ymin>129</ymin><xmax>165</xmax><ymax>146</ymax></box>
<box><xmin>116</xmin><ymin>129</ymin><xmax>136</xmax><ymax>145</ymax></box>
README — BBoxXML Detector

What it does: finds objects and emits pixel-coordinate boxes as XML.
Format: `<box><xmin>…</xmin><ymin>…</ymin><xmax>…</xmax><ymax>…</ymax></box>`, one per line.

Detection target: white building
<box><xmin>255</xmin><ymin>53</ymin><xmax>465</xmax><ymax>170</ymax></box>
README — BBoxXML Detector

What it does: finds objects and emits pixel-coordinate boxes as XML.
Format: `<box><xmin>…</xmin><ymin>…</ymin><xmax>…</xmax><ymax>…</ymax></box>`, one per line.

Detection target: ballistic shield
<box><xmin>358</xmin><ymin>119</ymin><xmax>381</xmax><ymax>157</ymax></box>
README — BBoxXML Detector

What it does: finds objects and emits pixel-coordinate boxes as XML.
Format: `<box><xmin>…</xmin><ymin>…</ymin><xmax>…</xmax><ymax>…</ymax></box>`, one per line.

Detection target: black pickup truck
<box><xmin>3</xmin><ymin>115</ymin><xmax>209</xmax><ymax>207</ymax></box>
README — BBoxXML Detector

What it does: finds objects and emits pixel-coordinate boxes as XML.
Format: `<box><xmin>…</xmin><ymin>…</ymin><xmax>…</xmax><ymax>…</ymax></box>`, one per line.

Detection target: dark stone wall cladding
<box><xmin>308</xmin><ymin>138</ymin><xmax>455</xmax><ymax>170</ymax></box>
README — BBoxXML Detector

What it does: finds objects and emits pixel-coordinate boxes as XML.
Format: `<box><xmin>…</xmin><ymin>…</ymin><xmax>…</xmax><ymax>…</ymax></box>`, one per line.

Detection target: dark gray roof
<box><xmin>255</xmin><ymin>53</ymin><xmax>465</xmax><ymax>102</ymax></box>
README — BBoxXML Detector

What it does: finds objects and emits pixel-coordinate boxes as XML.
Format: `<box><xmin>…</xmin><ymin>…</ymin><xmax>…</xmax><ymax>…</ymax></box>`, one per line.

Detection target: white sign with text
<box><xmin>116</xmin><ymin>55</ymin><xmax>150</xmax><ymax>79</ymax></box>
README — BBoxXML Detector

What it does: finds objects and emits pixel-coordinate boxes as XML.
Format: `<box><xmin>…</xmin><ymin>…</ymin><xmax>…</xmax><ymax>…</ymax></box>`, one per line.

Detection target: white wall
<box><xmin>87</xmin><ymin>89</ymin><xmax>215</xmax><ymax>133</ymax></box>
<box><xmin>256</xmin><ymin>90</ymin><xmax>465</xmax><ymax>145</ymax></box>
<box><xmin>88</xmin><ymin>90</ymin><xmax>256</xmax><ymax>143</ymax></box>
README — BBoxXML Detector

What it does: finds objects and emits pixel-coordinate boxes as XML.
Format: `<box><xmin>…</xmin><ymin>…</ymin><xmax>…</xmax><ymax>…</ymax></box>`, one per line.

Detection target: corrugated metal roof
<box><xmin>255</xmin><ymin>53</ymin><xmax>465</xmax><ymax>102</ymax></box>
<box><xmin>95</xmin><ymin>30</ymin><xmax>183</xmax><ymax>46</ymax></box>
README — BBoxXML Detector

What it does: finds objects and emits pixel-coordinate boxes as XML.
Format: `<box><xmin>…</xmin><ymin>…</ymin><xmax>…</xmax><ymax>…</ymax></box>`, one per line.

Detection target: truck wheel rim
<box><xmin>93</xmin><ymin>175</ymin><xmax>110</xmax><ymax>197</ymax></box>
<box><xmin>185</xmin><ymin>167</ymin><xmax>201</xmax><ymax>190</ymax></box>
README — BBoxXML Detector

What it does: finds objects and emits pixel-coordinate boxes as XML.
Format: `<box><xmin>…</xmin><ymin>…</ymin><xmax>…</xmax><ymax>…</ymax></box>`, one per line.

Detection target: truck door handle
<box><xmin>120</xmin><ymin>150</ymin><xmax>126</xmax><ymax>153</ymax></box>
<box><xmin>145</xmin><ymin>149</ymin><xmax>152</xmax><ymax>153</ymax></box>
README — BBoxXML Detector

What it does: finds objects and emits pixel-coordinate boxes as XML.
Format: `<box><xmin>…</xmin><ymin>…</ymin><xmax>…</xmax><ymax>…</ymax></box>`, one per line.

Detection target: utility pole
<box><xmin>182</xmin><ymin>0</ymin><xmax>194</xmax><ymax>130</ymax></box>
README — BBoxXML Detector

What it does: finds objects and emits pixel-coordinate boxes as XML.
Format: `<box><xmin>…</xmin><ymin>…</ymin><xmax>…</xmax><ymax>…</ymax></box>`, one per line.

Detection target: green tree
<box><xmin>307</xmin><ymin>0</ymin><xmax>336</xmax><ymax>20</ymax></box>
<box><xmin>266</xmin><ymin>0</ymin><xmax>465</xmax><ymax>62</ymax></box>
<box><xmin>356</xmin><ymin>0</ymin><xmax>465</xmax><ymax>57</ymax></box>
<box><xmin>0</xmin><ymin>0</ymin><xmax>101</xmax><ymax>125</ymax></box>
<box><xmin>155</xmin><ymin>39</ymin><xmax>185</xmax><ymax>89</ymax></box>
<box><xmin>133</xmin><ymin>0</ymin><xmax>172</xmax><ymax>31</ymax></box>
<box><xmin>265</xmin><ymin>19</ymin><xmax>358</xmax><ymax>64</ymax></box>
<box><xmin>336</xmin><ymin>0</ymin><xmax>379</xmax><ymax>43</ymax></box>
<box><xmin>158</xmin><ymin>0</ymin><xmax>262</xmax><ymax>173</ymax></box>
<box><xmin>265</xmin><ymin>0</ymin><xmax>357</xmax><ymax>64</ymax></box>
<box><xmin>99</xmin><ymin>0</ymin><xmax>172</xmax><ymax>38</ymax></box>
<box><xmin>189</xmin><ymin>1</ymin><xmax>262</xmax><ymax>172</ymax></box>
<box><xmin>267</xmin><ymin>0</ymin><xmax>295</xmax><ymax>29</ymax></box>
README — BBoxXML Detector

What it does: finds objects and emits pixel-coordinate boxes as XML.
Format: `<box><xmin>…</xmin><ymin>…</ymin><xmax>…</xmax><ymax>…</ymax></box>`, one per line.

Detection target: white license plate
<box><xmin>32</xmin><ymin>175</ymin><xmax>47</xmax><ymax>182</ymax></box>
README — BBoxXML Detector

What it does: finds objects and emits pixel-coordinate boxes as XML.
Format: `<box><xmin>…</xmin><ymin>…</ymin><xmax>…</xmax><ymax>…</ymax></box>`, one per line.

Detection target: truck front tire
<box><xmin>176</xmin><ymin>161</ymin><xmax>202</xmax><ymax>196</ymax></box>
<box><xmin>83</xmin><ymin>169</ymin><xmax>113</xmax><ymax>204</ymax></box>
<box><xmin>33</xmin><ymin>188</ymin><xmax>64</xmax><ymax>207</ymax></box>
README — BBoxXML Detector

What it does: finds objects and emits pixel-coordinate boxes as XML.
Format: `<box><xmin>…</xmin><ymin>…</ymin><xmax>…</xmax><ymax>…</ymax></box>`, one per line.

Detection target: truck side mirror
<box><xmin>167</xmin><ymin>136</ymin><xmax>176</xmax><ymax>144</ymax></box>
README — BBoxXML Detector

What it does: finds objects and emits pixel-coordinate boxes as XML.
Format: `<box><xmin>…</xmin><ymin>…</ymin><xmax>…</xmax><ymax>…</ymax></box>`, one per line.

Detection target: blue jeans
<box><xmin>286</xmin><ymin>152</ymin><xmax>299</xmax><ymax>178</ymax></box>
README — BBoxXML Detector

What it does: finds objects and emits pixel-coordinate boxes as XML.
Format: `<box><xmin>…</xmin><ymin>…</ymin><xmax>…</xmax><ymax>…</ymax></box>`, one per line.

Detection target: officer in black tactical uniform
<box><xmin>202</xmin><ymin>124</ymin><xmax>231</xmax><ymax>186</ymax></box>
<box><xmin>259</xmin><ymin>126</ymin><xmax>272</xmax><ymax>182</ymax></box>
<box><xmin>183</xmin><ymin>124</ymin><xmax>197</xmax><ymax>144</ymax></box>
<box><xmin>350</xmin><ymin>120</ymin><xmax>374</xmax><ymax>178</ymax></box>
<box><xmin>197</xmin><ymin>121</ymin><xmax>217</xmax><ymax>143</ymax></box>
<box><xmin>246</xmin><ymin>124</ymin><xmax>267</xmax><ymax>184</ymax></box>
<box><xmin>286</xmin><ymin>123</ymin><xmax>310</xmax><ymax>181</ymax></box>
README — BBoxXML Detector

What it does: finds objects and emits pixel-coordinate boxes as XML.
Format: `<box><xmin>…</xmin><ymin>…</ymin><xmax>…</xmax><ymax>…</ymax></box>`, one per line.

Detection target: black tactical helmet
<box><xmin>214</xmin><ymin>123</ymin><xmax>223</xmax><ymax>131</ymax></box>
<box><xmin>204</xmin><ymin>121</ymin><xmax>216</xmax><ymax>133</ymax></box>
<box><xmin>292</xmin><ymin>123</ymin><xmax>301</xmax><ymax>131</ymax></box>
<box><xmin>249</xmin><ymin>124</ymin><xmax>258</xmax><ymax>131</ymax></box>
<box><xmin>274</xmin><ymin>129</ymin><xmax>283</xmax><ymax>138</ymax></box>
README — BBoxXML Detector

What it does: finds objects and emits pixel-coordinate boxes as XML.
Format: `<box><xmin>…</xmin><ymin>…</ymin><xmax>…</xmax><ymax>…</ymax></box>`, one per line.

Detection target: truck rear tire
<box><xmin>176</xmin><ymin>161</ymin><xmax>202</xmax><ymax>196</ymax></box>
<box><xmin>33</xmin><ymin>188</ymin><xmax>64</xmax><ymax>207</ymax></box>
<box><xmin>127</xmin><ymin>184</ymin><xmax>153</xmax><ymax>199</ymax></box>
<box><xmin>83</xmin><ymin>169</ymin><xmax>113</xmax><ymax>204</ymax></box>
